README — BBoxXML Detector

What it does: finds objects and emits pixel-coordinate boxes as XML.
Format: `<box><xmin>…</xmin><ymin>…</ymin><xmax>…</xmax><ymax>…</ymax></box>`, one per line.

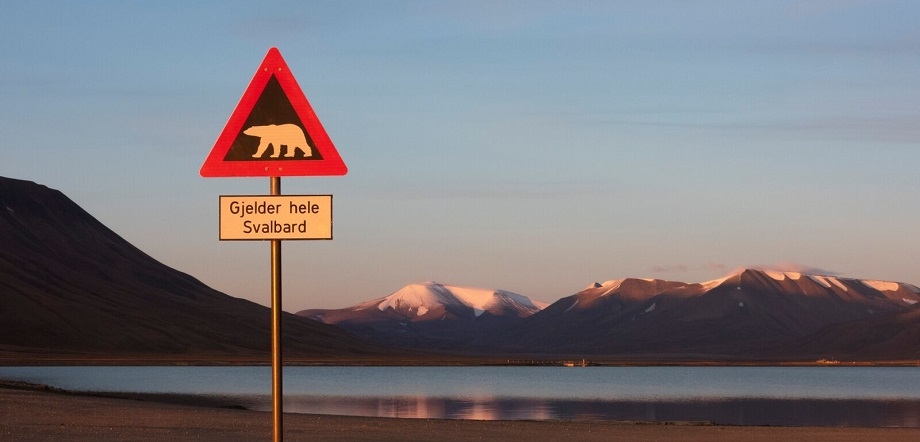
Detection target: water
<box><xmin>2</xmin><ymin>366</ymin><xmax>919</xmax><ymax>426</ymax></box>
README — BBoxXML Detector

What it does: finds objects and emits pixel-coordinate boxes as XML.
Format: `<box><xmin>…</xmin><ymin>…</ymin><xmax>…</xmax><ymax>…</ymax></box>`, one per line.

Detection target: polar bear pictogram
<box><xmin>244</xmin><ymin>124</ymin><xmax>313</xmax><ymax>158</ymax></box>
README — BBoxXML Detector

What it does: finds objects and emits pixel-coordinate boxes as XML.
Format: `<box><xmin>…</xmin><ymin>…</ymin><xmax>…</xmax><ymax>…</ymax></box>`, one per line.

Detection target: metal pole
<box><xmin>270</xmin><ymin>176</ymin><xmax>283</xmax><ymax>442</ymax></box>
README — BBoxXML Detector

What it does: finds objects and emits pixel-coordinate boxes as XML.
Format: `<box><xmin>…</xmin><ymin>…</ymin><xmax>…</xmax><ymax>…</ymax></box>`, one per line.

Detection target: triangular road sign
<box><xmin>200</xmin><ymin>47</ymin><xmax>347</xmax><ymax>177</ymax></box>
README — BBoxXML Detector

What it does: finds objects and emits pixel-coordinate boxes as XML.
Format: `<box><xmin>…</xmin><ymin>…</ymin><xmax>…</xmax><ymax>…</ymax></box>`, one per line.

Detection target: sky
<box><xmin>2</xmin><ymin>1</ymin><xmax>919</xmax><ymax>311</ymax></box>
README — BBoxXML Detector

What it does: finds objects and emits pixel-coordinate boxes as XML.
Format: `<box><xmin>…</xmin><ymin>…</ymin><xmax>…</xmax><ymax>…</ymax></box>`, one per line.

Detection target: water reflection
<box><xmin>264</xmin><ymin>395</ymin><xmax>920</xmax><ymax>427</ymax></box>
<box><xmin>276</xmin><ymin>396</ymin><xmax>555</xmax><ymax>421</ymax></box>
<box><xmin>4</xmin><ymin>366</ymin><xmax>920</xmax><ymax>427</ymax></box>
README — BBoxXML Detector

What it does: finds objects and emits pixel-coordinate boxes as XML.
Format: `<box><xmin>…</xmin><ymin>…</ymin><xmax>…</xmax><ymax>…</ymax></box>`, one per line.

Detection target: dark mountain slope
<box><xmin>784</xmin><ymin>304</ymin><xmax>920</xmax><ymax>360</ymax></box>
<box><xmin>0</xmin><ymin>177</ymin><xmax>381</xmax><ymax>358</ymax></box>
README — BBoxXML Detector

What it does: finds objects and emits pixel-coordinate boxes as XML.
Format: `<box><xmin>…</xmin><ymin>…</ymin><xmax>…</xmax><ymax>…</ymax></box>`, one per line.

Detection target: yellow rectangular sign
<box><xmin>219</xmin><ymin>195</ymin><xmax>332</xmax><ymax>240</ymax></box>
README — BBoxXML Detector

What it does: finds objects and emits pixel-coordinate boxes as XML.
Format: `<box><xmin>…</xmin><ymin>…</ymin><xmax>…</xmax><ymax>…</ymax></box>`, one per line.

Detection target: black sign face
<box><xmin>223</xmin><ymin>76</ymin><xmax>323</xmax><ymax>162</ymax></box>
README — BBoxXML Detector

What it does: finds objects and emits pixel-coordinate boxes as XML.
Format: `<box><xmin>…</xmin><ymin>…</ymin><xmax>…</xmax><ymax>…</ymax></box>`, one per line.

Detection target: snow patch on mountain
<box><xmin>377</xmin><ymin>283</ymin><xmax>454</xmax><ymax>312</ymax></box>
<box><xmin>600</xmin><ymin>280</ymin><xmax>623</xmax><ymax>296</ymax></box>
<box><xmin>765</xmin><ymin>270</ymin><xmax>787</xmax><ymax>280</ymax></box>
<box><xmin>903</xmin><ymin>298</ymin><xmax>918</xmax><ymax>306</ymax></box>
<box><xmin>766</xmin><ymin>271</ymin><xmax>809</xmax><ymax>282</ymax></box>
<box><xmin>531</xmin><ymin>300</ymin><xmax>551</xmax><ymax>310</ymax></box>
<box><xmin>862</xmin><ymin>280</ymin><xmax>900</xmax><ymax>292</ymax></box>
<box><xmin>809</xmin><ymin>275</ymin><xmax>832</xmax><ymax>288</ymax></box>
<box><xmin>753</xmin><ymin>268</ymin><xmax>912</xmax><ymax>295</ymax></box>
<box><xmin>829</xmin><ymin>278</ymin><xmax>849</xmax><ymax>292</ymax></box>
<box><xmin>453</xmin><ymin>285</ymin><xmax>528</xmax><ymax>311</ymax></box>
<box><xmin>701</xmin><ymin>276</ymin><xmax>729</xmax><ymax>291</ymax></box>
<box><xmin>564</xmin><ymin>299</ymin><xmax>579</xmax><ymax>313</ymax></box>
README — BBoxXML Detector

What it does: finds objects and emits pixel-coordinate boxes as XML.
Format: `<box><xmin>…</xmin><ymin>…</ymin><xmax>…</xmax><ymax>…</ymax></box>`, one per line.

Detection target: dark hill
<box><xmin>784</xmin><ymin>304</ymin><xmax>920</xmax><ymax>360</ymax></box>
<box><xmin>0</xmin><ymin>177</ymin><xmax>381</xmax><ymax>360</ymax></box>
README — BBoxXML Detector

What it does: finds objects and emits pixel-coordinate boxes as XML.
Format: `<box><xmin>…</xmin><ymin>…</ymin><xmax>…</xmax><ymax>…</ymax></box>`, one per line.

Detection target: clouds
<box><xmin>651</xmin><ymin>262</ymin><xmax>727</xmax><ymax>275</ymax></box>
<box><xmin>748</xmin><ymin>262</ymin><xmax>840</xmax><ymax>276</ymax></box>
<box><xmin>650</xmin><ymin>261</ymin><xmax>842</xmax><ymax>279</ymax></box>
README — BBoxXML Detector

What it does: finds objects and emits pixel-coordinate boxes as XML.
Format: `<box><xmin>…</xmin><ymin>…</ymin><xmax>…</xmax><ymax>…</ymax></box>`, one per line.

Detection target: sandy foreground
<box><xmin>3</xmin><ymin>385</ymin><xmax>920</xmax><ymax>442</ymax></box>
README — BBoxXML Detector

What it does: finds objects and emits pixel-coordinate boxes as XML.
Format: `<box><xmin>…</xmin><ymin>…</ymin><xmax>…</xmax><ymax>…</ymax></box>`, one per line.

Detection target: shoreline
<box><xmin>2</xmin><ymin>346</ymin><xmax>919</xmax><ymax>367</ymax></box>
<box><xmin>3</xmin><ymin>382</ymin><xmax>920</xmax><ymax>441</ymax></box>
<box><xmin>0</xmin><ymin>380</ymin><xmax>920</xmax><ymax>442</ymax></box>
<box><xmin>3</xmin><ymin>353</ymin><xmax>920</xmax><ymax>367</ymax></box>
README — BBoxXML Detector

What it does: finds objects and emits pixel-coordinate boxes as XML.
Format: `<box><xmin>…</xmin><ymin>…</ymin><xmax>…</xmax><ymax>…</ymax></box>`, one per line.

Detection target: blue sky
<box><xmin>2</xmin><ymin>1</ymin><xmax>919</xmax><ymax>310</ymax></box>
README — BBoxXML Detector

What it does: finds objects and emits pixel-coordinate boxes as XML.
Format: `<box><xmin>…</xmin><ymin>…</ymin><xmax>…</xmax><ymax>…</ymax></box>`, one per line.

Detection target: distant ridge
<box><xmin>0</xmin><ymin>176</ymin><xmax>383</xmax><ymax>360</ymax></box>
<box><xmin>483</xmin><ymin>268</ymin><xmax>920</xmax><ymax>359</ymax></box>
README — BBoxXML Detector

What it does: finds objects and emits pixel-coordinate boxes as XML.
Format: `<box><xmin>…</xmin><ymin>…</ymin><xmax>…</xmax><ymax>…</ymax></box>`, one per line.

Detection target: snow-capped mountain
<box><xmin>480</xmin><ymin>268</ymin><xmax>920</xmax><ymax>359</ymax></box>
<box><xmin>297</xmin><ymin>282</ymin><xmax>545</xmax><ymax>349</ymax></box>
<box><xmin>373</xmin><ymin>282</ymin><xmax>544</xmax><ymax>319</ymax></box>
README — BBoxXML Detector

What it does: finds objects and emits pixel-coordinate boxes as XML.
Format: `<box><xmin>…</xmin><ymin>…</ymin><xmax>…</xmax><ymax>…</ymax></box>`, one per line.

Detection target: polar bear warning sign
<box><xmin>200</xmin><ymin>47</ymin><xmax>347</xmax><ymax>177</ymax></box>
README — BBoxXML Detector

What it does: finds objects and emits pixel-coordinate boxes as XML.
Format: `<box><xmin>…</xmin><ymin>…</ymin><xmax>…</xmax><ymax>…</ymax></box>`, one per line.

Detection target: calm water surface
<box><xmin>2</xmin><ymin>366</ymin><xmax>919</xmax><ymax>426</ymax></box>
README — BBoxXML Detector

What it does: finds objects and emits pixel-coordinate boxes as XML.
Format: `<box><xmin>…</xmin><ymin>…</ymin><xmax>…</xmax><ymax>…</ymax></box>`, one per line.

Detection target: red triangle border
<box><xmin>200</xmin><ymin>47</ymin><xmax>347</xmax><ymax>177</ymax></box>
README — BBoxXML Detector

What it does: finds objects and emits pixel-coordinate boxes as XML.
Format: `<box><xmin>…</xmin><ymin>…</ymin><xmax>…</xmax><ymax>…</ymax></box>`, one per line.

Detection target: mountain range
<box><xmin>3</xmin><ymin>175</ymin><xmax>919</xmax><ymax>362</ymax></box>
<box><xmin>301</xmin><ymin>270</ymin><xmax>920</xmax><ymax>361</ymax></box>
<box><xmin>486</xmin><ymin>270</ymin><xmax>920</xmax><ymax>359</ymax></box>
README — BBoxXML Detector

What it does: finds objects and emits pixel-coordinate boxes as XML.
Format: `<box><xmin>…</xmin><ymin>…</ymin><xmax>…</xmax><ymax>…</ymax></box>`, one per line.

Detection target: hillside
<box><xmin>0</xmin><ymin>176</ymin><xmax>383</xmax><ymax>361</ymax></box>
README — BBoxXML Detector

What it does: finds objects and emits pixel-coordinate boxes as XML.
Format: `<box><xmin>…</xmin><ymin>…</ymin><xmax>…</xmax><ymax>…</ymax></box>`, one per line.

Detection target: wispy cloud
<box><xmin>652</xmin><ymin>261</ymin><xmax>839</xmax><ymax>278</ymax></box>
<box><xmin>650</xmin><ymin>264</ymin><xmax>689</xmax><ymax>273</ymax></box>
<box><xmin>747</xmin><ymin>262</ymin><xmax>840</xmax><ymax>276</ymax></box>
<box><xmin>651</xmin><ymin>261</ymin><xmax>727</xmax><ymax>274</ymax></box>
<box><xmin>554</xmin><ymin>113</ymin><xmax>920</xmax><ymax>145</ymax></box>
<box><xmin>704</xmin><ymin>262</ymin><xmax>728</xmax><ymax>271</ymax></box>
<box><xmin>366</xmin><ymin>177</ymin><xmax>617</xmax><ymax>200</ymax></box>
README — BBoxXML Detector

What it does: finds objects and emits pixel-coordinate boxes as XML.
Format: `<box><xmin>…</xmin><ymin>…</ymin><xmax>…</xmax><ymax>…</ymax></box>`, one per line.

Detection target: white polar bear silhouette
<box><xmin>244</xmin><ymin>124</ymin><xmax>313</xmax><ymax>158</ymax></box>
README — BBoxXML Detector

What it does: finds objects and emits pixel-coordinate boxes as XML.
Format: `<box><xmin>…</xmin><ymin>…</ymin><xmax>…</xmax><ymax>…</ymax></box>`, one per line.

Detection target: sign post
<box><xmin>201</xmin><ymin>47</ymin><xmax>347</xmax><ymax>442</ymax></box>
<box><xmin>270</xmin><ymin>177</ymin><xmax>282</xmax><ymax>439</ymax></box>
